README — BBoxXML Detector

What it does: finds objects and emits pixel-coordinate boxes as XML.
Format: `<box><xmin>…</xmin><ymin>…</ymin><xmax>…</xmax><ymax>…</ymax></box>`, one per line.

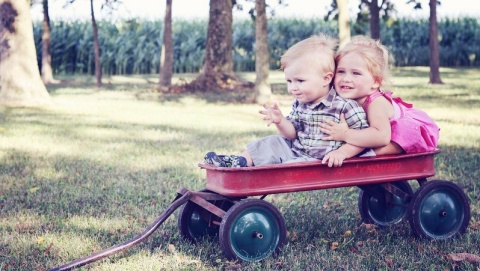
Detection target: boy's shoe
<box><xmin>204</xmin><ymin>152</ymin><xmax>226</xmax><ymax>167</ymax></box>
<box><xmin>204</xmin><ymin>152</ymin><xmax>247</xmax><ymax>168</ymax></box>
<box><xmin>226</xmin><ymin>155</ymin><xmax>247</xmax><ymax>168</ymax></box>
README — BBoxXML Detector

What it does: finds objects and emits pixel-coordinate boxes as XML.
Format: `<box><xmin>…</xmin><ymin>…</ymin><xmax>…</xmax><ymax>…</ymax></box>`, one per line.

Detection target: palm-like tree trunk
<box><xmin>428</xmin><ymin>0</ymin><xmax>442</xmax><ymax>84</ymax></box>
<box><xmin>41</xmin><ymin>0</ymin><xmax>56</xmax><ymax>84</ymax></box>
<box><xmin>90</xmin><ymin>0</ymin><xmax>102</xmax><ymax>87</ymax></box>
<box><xmin>253</xmin><ymin>0</ymin><xmax>271</xmax><ymax>103</ymax></box>
<box><xmin>368</xmin><ymin>0</ymin><xmax>381</xmax><ymax>39</ymax></box>
<box><xmin>159</xmin><ymin>0</ymin><xmax>173</xmax><ymax>89</ymax></box>
<box><xmin>336</xmin><ymin>0</ymin><xmax>351</xmax><ymax>48</ymax></box>
<box><xmin>181</xmin><ymin>0</ymin><xmax>253</xmax><ymax>93</ymax></box>
<box><xmin>359</xmin><ymin>0</ymin><xmax>381</xmax><ymax>39</ymax></box>
<box><xmin>0</xmin><ymin>0</ymin><xmax>52</xmax><ymax>106</ymax></box>
<box><xmin>203</xmin><ymin>0</ymin><xmax>233</xmax><ymax>75</ymax></box>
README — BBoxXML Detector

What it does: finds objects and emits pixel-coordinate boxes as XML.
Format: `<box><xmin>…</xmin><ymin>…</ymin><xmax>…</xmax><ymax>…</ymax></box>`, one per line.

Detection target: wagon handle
<box><xmin>49</xmin><ymin>190</ymin><xmax>193</xmax><ymax>271</ymax></box>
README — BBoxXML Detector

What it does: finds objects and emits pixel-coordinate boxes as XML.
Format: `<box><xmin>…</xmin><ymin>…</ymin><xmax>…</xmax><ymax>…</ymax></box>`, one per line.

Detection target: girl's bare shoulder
<box><xmin>367</xmin><ymin>96</ymin><xmax>394</xmax><ymax>118</ymax></box>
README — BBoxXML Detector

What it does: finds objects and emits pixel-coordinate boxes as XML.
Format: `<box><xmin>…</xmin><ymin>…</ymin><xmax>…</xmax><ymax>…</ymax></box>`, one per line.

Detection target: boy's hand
<box><xmin>320</xmin><ymin>114</ymin><xmax>349</xmax><ymax>141</ymax></box>
<box><xmin>259</xmin><ymin>102</ymin><xmax>283</xmax><ymax>127</ymax></box>
<box><xmin>322</xmin><ymin>149</ymin><xmax>348</xmax><ymax>167</ymax></box>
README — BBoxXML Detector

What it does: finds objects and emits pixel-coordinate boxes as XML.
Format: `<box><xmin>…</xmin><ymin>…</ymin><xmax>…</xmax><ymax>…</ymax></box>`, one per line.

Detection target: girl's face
<box><xmin>284</xmin><ymin>57</ymin><xmax>333</xmax><ymax>104</ymax></box>
<box><xmin>334</xmin><ymin>52</ymin><xmax>380</xmax><ymax>105</ymax></box>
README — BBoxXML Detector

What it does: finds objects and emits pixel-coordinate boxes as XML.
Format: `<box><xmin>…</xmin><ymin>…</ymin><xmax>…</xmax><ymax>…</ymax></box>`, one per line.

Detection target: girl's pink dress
<box><xmin>363</xmin><ymin>91</ymin><xmax>440</xmax><ymax>153</ymax></box>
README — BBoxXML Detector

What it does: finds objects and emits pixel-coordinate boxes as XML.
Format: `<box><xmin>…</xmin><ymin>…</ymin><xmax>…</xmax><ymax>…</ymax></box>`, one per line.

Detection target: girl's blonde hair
<box><xmin>335</xmin><ymin>35</ymin><xmax>394</xmax><ymax>88</ymax></box>
<box><xmin>280</xmin><ymin>34</ymin><xmax>338</xmax><ymax>75</ymax></box>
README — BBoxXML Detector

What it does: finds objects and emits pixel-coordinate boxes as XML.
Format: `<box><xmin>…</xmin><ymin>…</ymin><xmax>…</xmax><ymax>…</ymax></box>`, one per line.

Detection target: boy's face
<box><xmin>334</xmin><ymin>52</ymin><xmax>380</xmax><ymax>105</ymax></box>
<box><xmin>283</xmin><ymin>57</ymin><xmax>333</xmax><ymax>104</ymax></box>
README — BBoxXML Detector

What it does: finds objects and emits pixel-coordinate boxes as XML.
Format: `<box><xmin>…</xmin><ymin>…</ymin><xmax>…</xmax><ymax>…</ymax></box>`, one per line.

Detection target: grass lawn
<box><xmin>1</xmin><ymin>67</ymin><xmax>479</xmax><ymax>270</ymax></box>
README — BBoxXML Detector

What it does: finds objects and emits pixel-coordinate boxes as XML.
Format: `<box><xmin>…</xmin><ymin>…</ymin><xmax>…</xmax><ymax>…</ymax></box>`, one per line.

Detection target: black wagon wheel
<box><xmin>219</xmin><ymin>198</ymin><xmax>286</xmax><ymax>262</ymax></box>
<box><xmin>408</xmin><ymin>180</ymin><xmax>470</xmax><ymax>239</ymax></box>
<box><xmin>358</xmin><ymin>181</ymin><xmax>413</xmax><ymax>226</ymax></box>
<box><xmin>178</xmin><ymin>190</ymin><xmax>234</xmax><ymax>242</ymax></box>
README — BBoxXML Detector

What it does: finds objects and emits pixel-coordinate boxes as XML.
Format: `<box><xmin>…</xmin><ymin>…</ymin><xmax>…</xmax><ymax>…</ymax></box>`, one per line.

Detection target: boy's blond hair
<box><xmin>335</xmin><ymin>35</ymin><xmax>394</xmax><ymax>88</ymax></box>
<box><xmin>280</xmin><ymin>34</ymin><xmax>338</xmax><ymax>75</ymax></box>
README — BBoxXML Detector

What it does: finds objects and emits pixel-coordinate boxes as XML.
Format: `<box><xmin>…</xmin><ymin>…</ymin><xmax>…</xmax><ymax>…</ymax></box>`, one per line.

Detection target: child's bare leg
<box><xmin>240</xmin><ymin>150</ymin><xmax>254</xmax><ymax>166</ymax></box>
<box><xmin>373</xmin><ymin>142</ymin><xmax>404</xmax><ymax>155</ymax></box>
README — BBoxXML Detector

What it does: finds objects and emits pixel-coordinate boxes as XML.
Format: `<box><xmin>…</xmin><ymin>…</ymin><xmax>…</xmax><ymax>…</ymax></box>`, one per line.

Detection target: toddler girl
<box><xmin>320</xmin><ymin>35</ymin><xmax>439</xmax><ymax>155</ymax></box>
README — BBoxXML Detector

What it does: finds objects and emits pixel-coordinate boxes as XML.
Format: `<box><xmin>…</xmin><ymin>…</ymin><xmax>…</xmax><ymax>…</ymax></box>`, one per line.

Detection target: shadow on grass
<box><xmin>0</xmin><ymin>148</ymin><xmax>209</xmax><ymax>269</ymax></box>
<box><xmin>2</xmin><ymin>144</ymin><xmax>479</xmax><ymax>270</ymax></box>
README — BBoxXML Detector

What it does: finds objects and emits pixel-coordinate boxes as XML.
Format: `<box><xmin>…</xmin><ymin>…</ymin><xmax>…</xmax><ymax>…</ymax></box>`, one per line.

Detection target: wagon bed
<box><xmin>202</xmin><ymin>149</ymin><xmax>440</xmax><ymax>197</ymax></box>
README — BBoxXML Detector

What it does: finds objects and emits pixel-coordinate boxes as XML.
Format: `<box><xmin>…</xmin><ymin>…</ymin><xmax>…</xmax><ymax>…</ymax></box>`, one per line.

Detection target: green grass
<box><xmin>1</xmin><ymin>67</ymin><xmax>479</xmax><ymax>270</ymax></box>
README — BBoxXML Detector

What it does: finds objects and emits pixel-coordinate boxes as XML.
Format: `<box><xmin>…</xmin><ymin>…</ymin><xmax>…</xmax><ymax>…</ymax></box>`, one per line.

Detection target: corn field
<box><xmin>33</xmin><ymin>17</ymin><xmax>480</xmax><ymax>76</ymax></box>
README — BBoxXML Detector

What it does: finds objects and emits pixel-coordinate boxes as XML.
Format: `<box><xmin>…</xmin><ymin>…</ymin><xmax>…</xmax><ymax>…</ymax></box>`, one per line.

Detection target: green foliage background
<box><xmin>33</xmin><ymin>17</ymin><xmax>480</xmax><ymax>75</ymax></box>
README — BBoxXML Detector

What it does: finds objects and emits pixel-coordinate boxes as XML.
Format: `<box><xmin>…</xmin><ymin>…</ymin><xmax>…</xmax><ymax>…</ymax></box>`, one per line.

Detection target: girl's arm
<box><xmin>320</xmin><ymin>98</ymin><xmax>392</xmax><ymax>148</ymax></box>
<box><xmin>322</xmin><ymin>143</ymin><xmax>365</xmax><ymax>167</ymax></box>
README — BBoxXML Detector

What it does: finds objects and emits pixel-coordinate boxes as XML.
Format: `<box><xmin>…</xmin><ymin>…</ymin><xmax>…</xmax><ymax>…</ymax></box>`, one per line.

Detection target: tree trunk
<box><xmin>159</xmin><ymin>0</ymin><xmax>173</xmax><ymax>89</ymax></box>
<box><xmin>0</xmin><ymin>0</ymin><xmax>52</xmax><ymax>107</ymax></box>
<box><xmin>428</xmin><ymin>0</ymin><xmax>442</xmax><ymax>84</ymax></box>
<box><xmin>253</xmin><ymin>0</ymin><xmax>271</xmax><ymax>104</ymax></box>
<box><xmin>203</xmin><ymin>0</ymin><xmax>233</xmax><ymax>75</ymax></box>
<box><xmin>178</xmin><ymin>0</ymin><xmax>253</xmax><ymax>93</ymax></box>
<box><xmin>368</xmin><ymin>0</ymin><xmax>381</xmax><ymax>39</ymax></box>
<box><xmin>90</xmin><ymin>0</ymin><xmax>102</xmax><ymax>87</ymax></box>
<box><xmin>41</xmin><ymin>0</ymin><xmax>56</xmax><ymax>84</ymax></box>
<box><xmin>336</xmin><ymin>0</ymin><xmax>350</xmax><ymax>48</ymax></box>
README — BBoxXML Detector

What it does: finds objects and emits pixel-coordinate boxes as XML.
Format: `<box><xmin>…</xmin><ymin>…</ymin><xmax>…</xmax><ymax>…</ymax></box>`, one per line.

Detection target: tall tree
<box><xmin>67</xmin><ymin>0</ymin><xmax>120</xmax><ymax>87</ymax></box>
<box><xmin>159</xmin><ymin>0</ymin><xmax>173</xmax><ymax>89</ymax></box>
<box><xmin>359</xmin><ymin>0</ymin><xmax>395</xmax><ymax>39</ymax></box>
<box><xmin>253</xmin><ymin>0</ymin><xmax>271</xmax><ymax>103</ymax></box>
<box><xmin>428</xmin><ymin>0</ymin><xmax>442</xmax><ymax>84</ymax></box>
<box><xmin>363</xmin><ymin>0</ymin><xmax>380</xmax><ymax>39</ymax></box>
<box><xmin>182</xmin><ymin>0</ymin><xmax>253</xmax><ymax>92</ymax></box>
<box><xmin>407</xmin><ymin>0</ymin><xmax>443</xmax><ymax>84</ymax></box>
<box><xmin>327</xmin><ymin>0</ymin><xmax>395</xmax><ymax>40</ymax></box>
<box><xmin>325</xmin><ymin>0</ymin><xmax>353</xmax><ymax>46</ymax></box>
<box><xmin>41</xmin><ymin>0</ymin><xmax>57</xmax><ymax>84</ymax></box>
<box><xmin>0</xmin><ymin>0</ymin><xmax>52</xmax><ymax>106</ymax></box>
<box><xmin>336</xmin><ymin>0</ymin><xmax>351</xmax><ymax>48</ymax></box>
<box><xmin>90</xmin><ymin>0</ymin><xmax>102</xmax><ymax>87</ymax></box>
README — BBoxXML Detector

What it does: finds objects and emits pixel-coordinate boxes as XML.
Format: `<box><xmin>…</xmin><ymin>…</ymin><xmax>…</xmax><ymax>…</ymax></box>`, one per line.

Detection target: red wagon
<box><xmin>51</xmin><ymin>149</ymin><xmax>470</xmax><ymax>270</ymax></box>
<box><xmin>179</xmin><ymin>149</ymin><xmax>470</xmax><ymax>261</ymax></box>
